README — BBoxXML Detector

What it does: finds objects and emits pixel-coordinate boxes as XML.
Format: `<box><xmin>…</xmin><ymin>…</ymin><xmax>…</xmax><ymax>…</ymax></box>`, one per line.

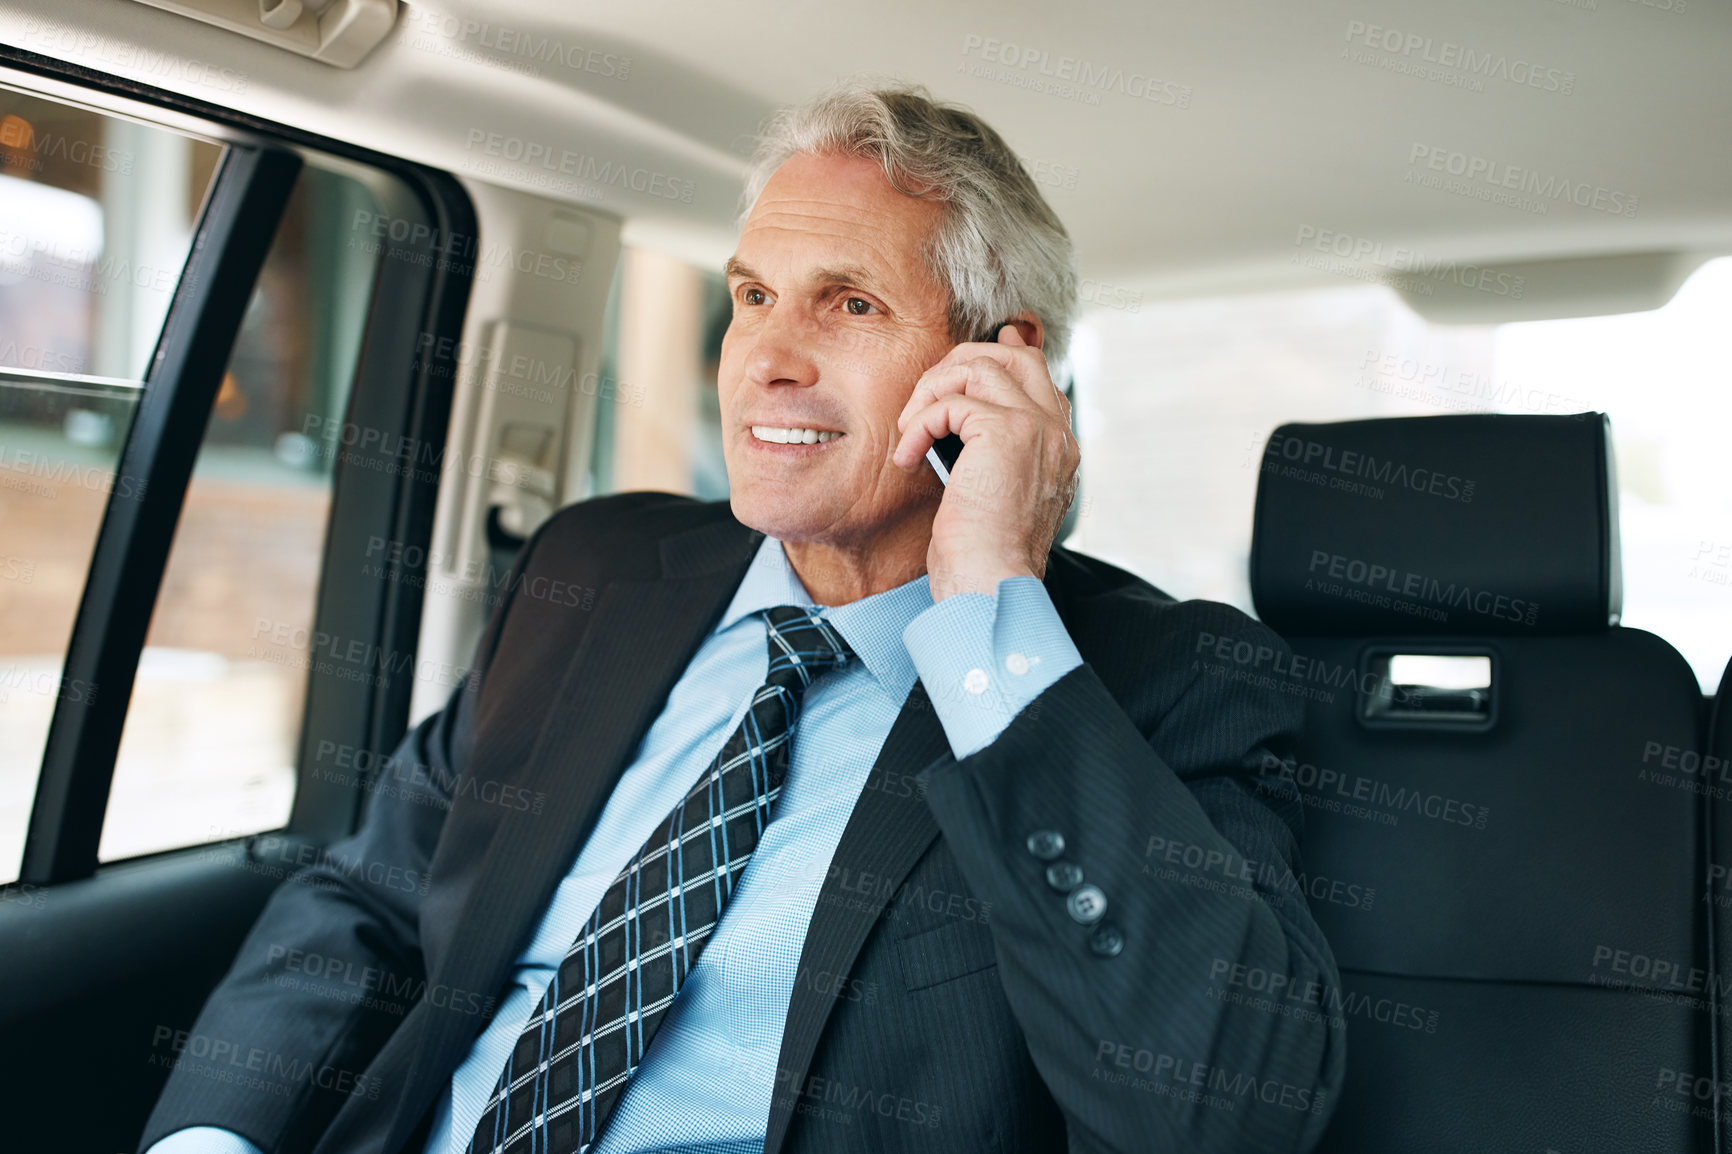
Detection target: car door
<box><xmin>0</xmin><ymin>53</ymin><xmax>476</xmax><ymax>1153</ymax></box>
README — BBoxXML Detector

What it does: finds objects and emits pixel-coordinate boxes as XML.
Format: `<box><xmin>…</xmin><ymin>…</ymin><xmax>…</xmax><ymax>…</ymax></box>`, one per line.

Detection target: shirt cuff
<box><xmin>144</xmin><ymin>1128</ymin><xmax>265</xmax><ymax>1154</ymax></box>
<box><xmin>902</xmin><ymin>575</ymin><xmax>1083</xmax><ymax>760</ymax></box>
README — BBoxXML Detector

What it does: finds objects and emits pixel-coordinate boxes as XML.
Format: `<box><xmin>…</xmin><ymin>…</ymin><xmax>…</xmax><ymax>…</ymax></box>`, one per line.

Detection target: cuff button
<box><xmin>1045</xmin><ymin>862</ymin><xmax>1084</xmax><ymax>891</ymax></box>
<box><xmin>1025</xmin><ymin>830</ymin><xmax>1066</xmax><ymax>860</ymax></box>
<box><xmin>1089</xmin><ymin>923</ymin><xmax>1124</xmax><ymax>957</ymax></box>
<box><xmin>1066</xmin><ymin>884</ymin><xmax>1107</xmax><ymax>925</ymax></box>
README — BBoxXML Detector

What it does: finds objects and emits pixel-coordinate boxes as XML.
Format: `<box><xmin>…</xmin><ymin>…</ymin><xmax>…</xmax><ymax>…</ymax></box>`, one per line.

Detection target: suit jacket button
<box><xmin>1045</xmin><ymin>862</ymin><xmax>1084</xmax><ymax>891</ymax></box>
<box><xmin>1026</xmin><ymin>830</ymin><xmax>1065</xmax><ymax>861</ymax></box>
<box><xmin>1089</xmin><ymin>923</ymin><xmax>1124</xmax><ymax>957</ymax></box>
<box><xmin>1066</xmin><ymin>884</ymin><xmax>1107</xmax><ymax>924</ymax></box>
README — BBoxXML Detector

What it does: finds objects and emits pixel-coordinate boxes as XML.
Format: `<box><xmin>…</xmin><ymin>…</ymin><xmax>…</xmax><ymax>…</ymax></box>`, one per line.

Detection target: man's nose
<box><xmin>743</xmin><ymin>306</ymin><xmax>822</xmax><ymax>389</ymax></box>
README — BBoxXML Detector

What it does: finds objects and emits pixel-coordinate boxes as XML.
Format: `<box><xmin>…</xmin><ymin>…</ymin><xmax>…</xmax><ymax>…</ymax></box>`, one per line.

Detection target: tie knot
<box><xmin>763</xmin><ymin>604</ymin><xmax>853</xmax><ymax>687</ymax></box>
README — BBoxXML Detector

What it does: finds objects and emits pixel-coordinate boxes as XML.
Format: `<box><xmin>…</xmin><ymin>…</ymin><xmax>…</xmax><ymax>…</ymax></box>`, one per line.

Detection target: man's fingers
<box><xmin>913</xmin><ymin>337</ymin><xmax>1057</xmax><ymax>413</ymax></box>
<box><xmin>897</xmin><ymin>357</ymin><xmax>1038</xmax><ymax>432</ymax></box>
<box><xmin>891</xmin><ymin>394</ymin><xmax>995</xmax><ymax>468</ymax></box>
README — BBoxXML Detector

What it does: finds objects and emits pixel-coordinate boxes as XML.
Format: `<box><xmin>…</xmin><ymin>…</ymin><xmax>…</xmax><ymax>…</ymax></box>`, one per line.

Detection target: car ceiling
<box><xmin>4</xmin><ymin>0</ymin><xmax>1729</xmax><ymax>308</ymax></box>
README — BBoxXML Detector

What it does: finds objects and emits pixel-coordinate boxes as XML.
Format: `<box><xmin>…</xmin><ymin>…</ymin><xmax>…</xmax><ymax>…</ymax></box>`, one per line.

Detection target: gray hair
<box><xmin>738</xmin><ymin>81</ymin><xmax>1078</xmax><ymax>377</ymax></box>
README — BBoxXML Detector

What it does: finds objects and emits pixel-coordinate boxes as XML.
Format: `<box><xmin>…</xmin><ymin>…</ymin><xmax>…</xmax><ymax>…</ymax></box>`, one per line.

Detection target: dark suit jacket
<box><xmin>141</xmin><ymin>492</ymin><xmax>1346</xmax><ymax>1154</ymax></box>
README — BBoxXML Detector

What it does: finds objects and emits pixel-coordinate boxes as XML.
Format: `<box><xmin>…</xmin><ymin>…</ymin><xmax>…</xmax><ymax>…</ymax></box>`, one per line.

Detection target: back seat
<box><xmin>1245</xmin><ymin>413</ymin><xmax>1710</xmax><ymax>1151</ymax></box>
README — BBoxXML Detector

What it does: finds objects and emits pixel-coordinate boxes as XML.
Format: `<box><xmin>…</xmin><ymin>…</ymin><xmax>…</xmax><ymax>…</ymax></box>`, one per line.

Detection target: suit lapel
<box><xmin>386</xmin><ymin>513</ymin><xmax>761</xmax><ymax>1148</ymax></box>
<box><xmin>764</xmin><ymin>680</ymin><xmax>953</xmax><ymax>1154</ymax></box>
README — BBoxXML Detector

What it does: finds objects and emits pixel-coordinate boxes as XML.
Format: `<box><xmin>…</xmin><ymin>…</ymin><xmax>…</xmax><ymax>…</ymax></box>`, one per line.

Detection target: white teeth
<box><xmin>752</xmin><ymin>426</ymin><xmax>841</xmax><ymax>445</ymax></box>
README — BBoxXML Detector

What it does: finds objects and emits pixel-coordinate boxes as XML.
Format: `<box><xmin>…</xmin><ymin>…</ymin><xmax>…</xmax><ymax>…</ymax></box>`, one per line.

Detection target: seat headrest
<box><xmin>1250</xmin><ymin>413</ymin><xmax>1620</xmax><ymax>636</ymax></box>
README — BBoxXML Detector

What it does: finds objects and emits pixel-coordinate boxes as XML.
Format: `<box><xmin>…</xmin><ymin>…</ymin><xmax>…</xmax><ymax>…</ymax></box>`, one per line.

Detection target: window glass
<box><xmin>1066</xmin><ymin>257</ymin><xmax>1732</xmax><ymax>690</ymax></box>
<box><xmin>98</xmin><ymin>163</ymin><xmax>386</xmax><ymax>864</ymax></box>
<box><xmin>0</xmin><ymin>88</ymin><xmax>222</xmax><ymax>885</ymax></box>
<box><xmin>0</xmin><ymin>87</ymin><xmax>221</xmax><ymax>379</ymax></box>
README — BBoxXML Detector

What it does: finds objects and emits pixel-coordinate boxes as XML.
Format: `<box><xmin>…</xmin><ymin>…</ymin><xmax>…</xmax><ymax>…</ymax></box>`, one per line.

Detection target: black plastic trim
<box><xmin>23</xmin><ymin>145</ymin><xmax>303</xmax><ymax>885</ymax></box>
<box><xmin>289</xmin><ymin>166</ymin><xmax>479</xmax><ymax>844</ymax></box>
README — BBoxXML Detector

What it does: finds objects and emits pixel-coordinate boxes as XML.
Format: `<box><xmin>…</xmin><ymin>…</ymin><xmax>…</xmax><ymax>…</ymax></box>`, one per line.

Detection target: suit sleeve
<box><xmin>913</xmin><ymin>594</ymin><xmax>1347</xmax><ymax>1154</ymax></box>
<box><xmin>136</xmin><ymin>525</ymin><xmax>552</xmax><ymax>1154</ymax></box>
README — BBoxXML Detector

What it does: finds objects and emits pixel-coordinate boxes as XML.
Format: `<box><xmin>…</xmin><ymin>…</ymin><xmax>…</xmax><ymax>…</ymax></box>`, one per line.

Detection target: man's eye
<box><xmin>844</xmin><ymin>297</ymin><xmax>874</xmax><ymax>316</ymax></box>
<box><xmin>742</xmin><ymin>288</ymin><xmax>767</xmax><ymax>306</ymax></box>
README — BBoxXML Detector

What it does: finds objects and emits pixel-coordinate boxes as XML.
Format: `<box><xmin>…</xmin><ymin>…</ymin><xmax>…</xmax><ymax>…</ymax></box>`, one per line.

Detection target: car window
<box><xmin>1065</xmin><ymin>257</ymin><xmax>1732</xmax><ymax>689</ymax></box>
<box><xmin>97</xmin><ymin>162</ymin><xmax>388</xmax><ymax>864</ymax></box>
<box><xmin>0</xmin><ymin>86</ymin><xmax>223</xmax><ymax>884</ymax></box>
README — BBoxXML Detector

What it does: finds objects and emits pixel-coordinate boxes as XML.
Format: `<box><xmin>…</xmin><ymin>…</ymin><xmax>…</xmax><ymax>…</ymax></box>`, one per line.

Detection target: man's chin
<box><xmin>727</xmin><ymin>491</ymin><xmax>831</xmax><ymax>543</ymax></box>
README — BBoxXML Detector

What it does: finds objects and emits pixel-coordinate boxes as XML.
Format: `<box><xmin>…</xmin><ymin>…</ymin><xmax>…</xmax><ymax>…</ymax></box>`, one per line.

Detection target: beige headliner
<box><xmin>4</xmin><ymin>0</ymin><xmax>1728</xmax><ymax>310</ymax></box>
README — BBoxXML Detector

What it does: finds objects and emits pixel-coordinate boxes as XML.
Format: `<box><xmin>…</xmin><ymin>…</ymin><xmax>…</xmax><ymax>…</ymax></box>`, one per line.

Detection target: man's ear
<box><xmin>999</xmin><ymin>312</ymin><xmax>1044</xmax><ymax>350</ymax></box>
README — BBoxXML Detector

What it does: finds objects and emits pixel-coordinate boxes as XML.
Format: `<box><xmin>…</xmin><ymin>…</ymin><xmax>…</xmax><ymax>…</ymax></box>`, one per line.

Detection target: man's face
<box><xmin>719</xmin><ymin>151</ymin><xmax>954</xmax><ymax>552</ymax></box>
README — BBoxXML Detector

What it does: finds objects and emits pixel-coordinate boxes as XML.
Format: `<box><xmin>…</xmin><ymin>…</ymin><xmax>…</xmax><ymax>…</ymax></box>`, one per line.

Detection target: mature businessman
<box><xmin>142</xmin><ymin>82</ymin><xmax>1345</xmax><ymax>1154</ymax></box>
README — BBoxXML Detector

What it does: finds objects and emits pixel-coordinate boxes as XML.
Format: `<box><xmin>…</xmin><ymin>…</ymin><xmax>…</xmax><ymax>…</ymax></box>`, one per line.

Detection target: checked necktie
<box><xmin>466</xmin><ymin>605</ymin><xmax>854</xmax><ymax>1154</ymax></box>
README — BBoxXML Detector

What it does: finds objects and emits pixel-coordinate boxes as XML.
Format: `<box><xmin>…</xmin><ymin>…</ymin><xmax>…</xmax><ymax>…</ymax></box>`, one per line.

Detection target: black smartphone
<box><xmin>925</xmin><ymin>325</ymin><xmax>1008</xmax><ymax>484</ymax></box>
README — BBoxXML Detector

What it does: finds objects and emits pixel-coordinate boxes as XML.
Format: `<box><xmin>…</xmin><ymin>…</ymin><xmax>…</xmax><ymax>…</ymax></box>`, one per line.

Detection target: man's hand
<box><xmin>893</xmin><ymin>324</ymin><xmax>1080</xmax><ymax>602</ymax></box>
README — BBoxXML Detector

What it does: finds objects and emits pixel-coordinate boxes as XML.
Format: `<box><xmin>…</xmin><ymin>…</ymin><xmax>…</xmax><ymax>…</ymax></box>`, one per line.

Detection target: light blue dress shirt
<box><xmin>150</xmin><ymin>536</ymin><xmax>1082</xmax><ymax>1154</ymax></box>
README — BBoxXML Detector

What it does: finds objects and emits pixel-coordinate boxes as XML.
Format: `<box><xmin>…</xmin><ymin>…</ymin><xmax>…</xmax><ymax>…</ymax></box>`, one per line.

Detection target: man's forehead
<box><xmin>729</xmin><ymin>154</ymin><xmax>942</xmax><ymax>287</ymax></box>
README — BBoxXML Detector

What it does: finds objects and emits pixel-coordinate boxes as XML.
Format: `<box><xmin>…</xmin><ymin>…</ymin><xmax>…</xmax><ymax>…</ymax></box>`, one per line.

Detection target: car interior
<box><xmin>0</xmin><ymin>1</ymin><xmax>1726</xmax><ymax>1150</ymax></box>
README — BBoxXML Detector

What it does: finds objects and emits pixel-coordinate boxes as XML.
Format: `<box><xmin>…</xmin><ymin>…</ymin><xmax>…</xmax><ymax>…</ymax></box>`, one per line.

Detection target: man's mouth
<box><xmin>751</xmin><ymin>425</ymin><xmax>844</xmax><ymax>445</ymax></box>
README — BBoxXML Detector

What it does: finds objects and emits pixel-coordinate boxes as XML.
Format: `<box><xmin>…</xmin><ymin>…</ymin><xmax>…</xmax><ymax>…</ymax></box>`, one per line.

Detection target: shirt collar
<box><xmin>716</xmin><ymin>535</ymin><xmax>931</xmax><ymax>701</ymax></box>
